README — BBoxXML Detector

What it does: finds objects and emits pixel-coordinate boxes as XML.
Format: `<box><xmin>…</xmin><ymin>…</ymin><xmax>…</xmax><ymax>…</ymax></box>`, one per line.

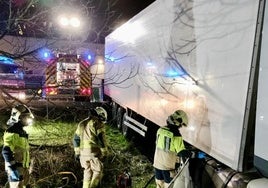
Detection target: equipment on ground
<box><xmin>116</xmin><ymin>170</ymin><xmax>132</xmax><ymax>188</ymax></box>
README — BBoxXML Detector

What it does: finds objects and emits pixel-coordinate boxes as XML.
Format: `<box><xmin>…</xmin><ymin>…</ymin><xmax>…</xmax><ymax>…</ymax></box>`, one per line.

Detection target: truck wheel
<box><xmin>122</xmin><ymin>112</ymin><xmax>129</xmax><ymax>137</ymax></box>
<box><xmin>111</xmin><ymin>102</ymin><xmax>118</xmax><ymax>126</ymax></box>
<box><xmin>116</xmin><ymin>107</ymin><xmax>124</xmax><ymax>130</ymax></box>
<box><xmin>112</xmin><ymin>102</ymin><xmax>118</xmax><ymax>117</ymax></box>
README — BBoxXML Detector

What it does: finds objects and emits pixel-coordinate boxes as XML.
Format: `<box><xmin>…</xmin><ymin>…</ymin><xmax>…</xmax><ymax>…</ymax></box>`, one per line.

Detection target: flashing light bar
<box><xmin>80</xmin><ymin>88</ymin><xmax>92</xmax><ymax>96</ymax></box>
<box><xmin>0</xmin><ymin>56</ymin><xmax>15</xmax><ymax>65</ymax></box>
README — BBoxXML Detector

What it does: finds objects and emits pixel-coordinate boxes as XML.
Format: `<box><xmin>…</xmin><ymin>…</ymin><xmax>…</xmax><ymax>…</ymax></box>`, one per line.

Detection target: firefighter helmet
<box><xmin>95</xmin><ymin>107</ymin><xmax>108</xmax><ymax>123</ymax></box>
<box><xmin>7</xmin><ymin>104</ymin><xmax>34</xmax><ymax>126</ymax></box>
<box><xmin>167</xmin><ymin>110</ymin><xmax>188</xmax><ymax>127</ymax></box>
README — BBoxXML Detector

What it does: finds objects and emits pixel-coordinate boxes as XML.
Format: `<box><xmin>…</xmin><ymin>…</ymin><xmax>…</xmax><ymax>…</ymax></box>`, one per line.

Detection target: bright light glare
<box><xmin>58</xmin><ymin>16</ymin><xmax>81</xmax><ymax>28</ymax></box>
<box><xmin>112</xmin><ymin>21</ymin><xmax>145</xmax><ymax>43</ymax></box>
<box><xmin>184</xmin><ymin>99</ymin><xmax>196</xmax><ymax>109</ymax></box>
<box><xmin>59</xmin><ymin>16</ymin><xmax>69</xmax><ymax>26</ymax></box>
<box><xmin>18</xmin><ymin>92</ymin><xmax>26</xmax><ymax>100</ymax></box>
<box><xmin>95</xmin><ymin>56</ymin><xmax>105</xmax><ymax>64</ymax></box>
<box><xmin>160</xmin><ymin>99</ymin><xmax>168</xmax><ymax>106</ymax></box>
<box><xmin>97</xmin><ymin>59</ymin><xmax>104</xmax><ymax>64</ymax></box>
<box><xmin>70</xmin><ymin>17</ymin><xmax>81</xmax><ymax>27</ymax></box>
<box><xmin>44</xmin><ymin>52</ymin><xmax>49</xmax><ymax>58</ymax></box>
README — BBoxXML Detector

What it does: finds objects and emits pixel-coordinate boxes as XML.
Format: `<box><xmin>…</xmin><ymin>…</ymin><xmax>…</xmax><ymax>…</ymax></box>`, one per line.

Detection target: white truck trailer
<box><xmin>104</xmin><ymin>0</ymin><xmax>268</xmax><ymax>187</ymax></box>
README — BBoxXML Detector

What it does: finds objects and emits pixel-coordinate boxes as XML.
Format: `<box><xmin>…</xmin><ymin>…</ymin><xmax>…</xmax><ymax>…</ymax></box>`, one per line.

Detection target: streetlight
<box><xmin>58</xmin><ymin>15</ymin><xmax>81</xmax><ymax>28</ymax></box>
<box><xmin>55</xmin><ymin>14</ymin><xmax>86</xmax><ymax>42</ymax></box>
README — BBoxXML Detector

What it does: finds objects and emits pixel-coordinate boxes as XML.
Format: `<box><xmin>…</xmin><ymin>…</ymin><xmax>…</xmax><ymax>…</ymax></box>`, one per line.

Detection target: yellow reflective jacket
<box><xmin>2</xmin><ymin>123</ymin><xmax>30</xmax><ymax>169</ymax></box>
<box><xmin>73</xmin><ymin>117</ymin><xmax>107</xmax><ymax>158</ymax></box>
<box><xmin>153</xmin><ymin>126</ymin><xmax>185</xmax><ymax>170</ymax></box>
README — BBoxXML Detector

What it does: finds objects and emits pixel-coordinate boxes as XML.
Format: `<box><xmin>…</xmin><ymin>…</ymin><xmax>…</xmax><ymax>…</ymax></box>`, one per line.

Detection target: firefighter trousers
<box><xmin>7</xmin><ymin>167</ymin><xmax>30</xmax><ymax>188</ymax></box>
<box><xmin>81</xmin><ymin>156</ymin><xmax>103</xmax><ymax>188</ymax></box>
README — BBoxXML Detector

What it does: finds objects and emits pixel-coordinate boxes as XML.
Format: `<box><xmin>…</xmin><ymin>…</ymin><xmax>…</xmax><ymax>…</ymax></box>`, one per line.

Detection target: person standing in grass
<box><xmin>73</xmin><ymin>106</ymin><xmax>108</xmax><ymax>188</ymax></box>
<box><xmin>153</xmin><ymin>109</ymin><xmax>188</xmax><ymax>188</ymax></box>
<box><xmin>2</xmin><ymin>104</ymin><xmax>34</xmax><ymax>188</ymax></box>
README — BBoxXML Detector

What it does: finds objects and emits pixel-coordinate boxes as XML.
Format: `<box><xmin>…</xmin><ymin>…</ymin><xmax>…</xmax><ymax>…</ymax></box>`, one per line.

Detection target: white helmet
<box><xmin>95</xmin><ymin>107</ymin><xmax>107</xmax><ymax>123</ymax></box>
<box><xmin>7</xmin><ymin>104</ymin><xmax>34</xmax><ymax>126</ymax></box>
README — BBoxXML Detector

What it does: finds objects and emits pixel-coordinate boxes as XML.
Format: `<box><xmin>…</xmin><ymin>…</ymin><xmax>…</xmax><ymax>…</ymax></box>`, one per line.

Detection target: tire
<box><xmin>116</xmin><ymin>107</ymin><xmax>124</xmax><ymax>130</ymax></box>
<box><xmin>122</xmin><ymin>112</ymin><xmax>129</xmax><ymax>137</ymax></box>
<box><xmin>112</xmin><ymin>102</ymin><xmax>118</xmax><ymax>117</ymax></box>
<box><xmin>111</xmin><ymin>102</ymin><xmax>118</xmax><ymax>126</ymax></box>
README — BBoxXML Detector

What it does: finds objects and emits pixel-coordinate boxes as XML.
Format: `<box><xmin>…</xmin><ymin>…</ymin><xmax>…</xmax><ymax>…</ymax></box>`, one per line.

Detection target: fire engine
<box><xmin>0</xmin><ymin>55</ymin><xmax>25</xmax><ymax>100</ymax></box>
<box><xmin>43</xmin><ymin>53</ymin><xmax>92</xmax><ymax>101</ymax></box>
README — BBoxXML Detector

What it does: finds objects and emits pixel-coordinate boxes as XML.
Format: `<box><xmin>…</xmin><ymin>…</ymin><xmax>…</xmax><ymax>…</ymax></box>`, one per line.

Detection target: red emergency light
<box><xmin>45</xmin><ymin>87</ymin><xmax>58</xmax><ymax>95</ymax></box>
<box><xmin>80</xmin><ymin>88</ymin><xmax>92</xmax><ymax>96</ymax></box>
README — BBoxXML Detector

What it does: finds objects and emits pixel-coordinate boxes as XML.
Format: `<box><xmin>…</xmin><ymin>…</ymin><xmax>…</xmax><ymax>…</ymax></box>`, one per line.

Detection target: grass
<box><xmin>0</xmin><ymin>111</ymin><xmax>155</xmax><ymax>187</ymax></box>
<box><xmin>25</xmin><ymin>120</ymin><xmax>77</xmax><ymax>146</ymax></box>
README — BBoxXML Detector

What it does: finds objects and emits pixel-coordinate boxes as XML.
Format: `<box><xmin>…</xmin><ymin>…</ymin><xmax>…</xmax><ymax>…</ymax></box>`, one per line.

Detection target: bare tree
<box><xmin>0</xmin><ymin>0</ymin><xmax>122</xmax><ymax>107</ymax></box>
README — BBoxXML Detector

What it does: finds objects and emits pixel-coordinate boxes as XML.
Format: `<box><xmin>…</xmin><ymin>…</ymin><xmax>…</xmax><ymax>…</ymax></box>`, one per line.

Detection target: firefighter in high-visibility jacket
<box><xmin>73</xmin><ymin>107</ymin><xmax>108</xmax><ymax>188</ymax></box>
<box><xmin>2</xmin><ymin>104</ymin><xmax>34</xmax><ymax>188</ymax></box>
<box><xmin>153</xmin><ymin>110</ymin><xmax>188</xmax><ymax>188</ymax></box>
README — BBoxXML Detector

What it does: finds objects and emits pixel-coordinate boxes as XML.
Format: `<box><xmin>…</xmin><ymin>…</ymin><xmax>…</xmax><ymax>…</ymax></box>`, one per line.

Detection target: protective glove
<box><xmin>10</xmin><ymin>169</ymin><xmax>20</xmax><ymax>181</ymax></box>
<box><xmin>75</xmin><ymin>154</ymin><xmax>80</xmax><ymax>162</ymax></box>
<box><xmin>101</xmin><ymin>147</ymin><xmax>108</xmax><ymax>155</ymax></box>
<box><xmin>175</xmin><ymin>163</ymin><xmax>181</xmax><ymax>170</ymax></box>
<box><xmin>178</xmin><ymin>150</ymin><xmax>192</xmax><ymax>163</ymax></box>
<box><xmin>178</xmin><ymin>149</ymin><xmax>192</xmax><ymax>158</ymax></box>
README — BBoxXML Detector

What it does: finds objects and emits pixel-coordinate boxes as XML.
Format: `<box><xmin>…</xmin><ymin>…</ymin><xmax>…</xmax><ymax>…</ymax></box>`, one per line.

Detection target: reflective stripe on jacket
<box><xmin>153</xmin><ymin>126</ymin><xmax>185</xmax><ymax>170</ymax></box>
<box><xmin>2</xmin><ymin>123</ymin><xmax>30</xmax><ymax>169</ymax></box>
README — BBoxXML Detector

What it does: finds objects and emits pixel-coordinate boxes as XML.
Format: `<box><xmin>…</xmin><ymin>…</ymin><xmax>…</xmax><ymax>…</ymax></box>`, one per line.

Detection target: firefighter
<box><xmin>73</xmin><ymin>106</ymin><xmax>108</xmax><ymax>188</ymax></box>
<box><xmin>153</xmin><ymin>109</ymin><xmax>188</xmax><ymax>188</ymax></box>
<box><xmin>2</xmin><ymin>104</ymin><xmax>34</xmax><ymax>188</ymax></box>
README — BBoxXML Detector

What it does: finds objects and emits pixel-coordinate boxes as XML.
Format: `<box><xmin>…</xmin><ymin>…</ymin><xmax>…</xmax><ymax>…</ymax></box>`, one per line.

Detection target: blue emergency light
<box><xmin>0</xmin><ymin>55</ymin><xmax>15</xmax><ymax>65</ymax></box>
<box><xmin>165</xmin><ymin>69</ymin><xmax>184</xmax><ymax>77</ymax></box>
<box><xmin>39</xmin><ymin>48</ymin><xmax>52</xmax><ymax>61</ymax></box>
<box><xmin>43</xmin><ymin>52</ymin><xmax>49</xmax><ymax>58</ymax></box>
<box><xmin>105</xmin><ymin>55</ymin><xmax>116</xmax><ymax>62</ymax></box>
<box><xmin>80</xmin><ymin>51</ymin><xmax>94</xmax><ymax>63</ymax></box>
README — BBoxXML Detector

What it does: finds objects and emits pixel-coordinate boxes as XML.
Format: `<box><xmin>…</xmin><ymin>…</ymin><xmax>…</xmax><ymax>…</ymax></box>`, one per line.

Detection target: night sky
<box><xmin>116</xmin><ymin>0</ymin><xmax>155</xmax><ymax>20</ymax></box>
<box><xmin>0</xmin><ymin>0</ymin><xmax>156</xmax><ymax>43</ymax></box>
<box><xmin>92</xmin><ymin>0</ymin><xmax>156</xmax><ymax>42</ymax></box>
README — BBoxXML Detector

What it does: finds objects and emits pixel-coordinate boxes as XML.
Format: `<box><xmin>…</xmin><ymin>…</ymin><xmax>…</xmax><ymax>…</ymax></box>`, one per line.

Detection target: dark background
<box><xmin>0</xmin><ymin>0</ymin><xmax>156</xmax><ymax>43</ymax></box>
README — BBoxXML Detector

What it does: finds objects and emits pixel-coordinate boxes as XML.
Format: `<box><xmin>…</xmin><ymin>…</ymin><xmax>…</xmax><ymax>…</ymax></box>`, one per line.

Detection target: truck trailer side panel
<box><xmin>105</xmin><ymin>0</ymin><xmax>261</xmax><ymax>172</ymax></box>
